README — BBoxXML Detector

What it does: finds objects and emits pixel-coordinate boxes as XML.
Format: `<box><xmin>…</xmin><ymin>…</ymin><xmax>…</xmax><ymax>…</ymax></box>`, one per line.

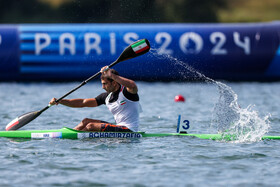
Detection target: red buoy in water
<box><xmin>174</xmin><ymin>95</ymin><xmax>185</xmax><ymax>102</ymax></box>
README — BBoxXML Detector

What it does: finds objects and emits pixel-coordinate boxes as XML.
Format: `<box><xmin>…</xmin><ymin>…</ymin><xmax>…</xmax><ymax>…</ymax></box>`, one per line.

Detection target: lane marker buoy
<box><xmin>174</xmin><ymin>95</ymin><xmax>185</xmax><ymax>102</ymax></box>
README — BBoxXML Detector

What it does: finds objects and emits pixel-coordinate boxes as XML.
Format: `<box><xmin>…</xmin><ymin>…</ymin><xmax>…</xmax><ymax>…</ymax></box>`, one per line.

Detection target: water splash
<box><xmin>150</xmin><ymin>48</ymin><xmax>270</xmax><ymax>142</ymax></box>
<box><xmin>212</xmin><ymin>83</ymin><xmax>270</xmax><ymax>143</ymax></box>
<box><xmin>221</xmin><ymin>105</ymin><xmax>270</xmax><ymax>143</ymax></box>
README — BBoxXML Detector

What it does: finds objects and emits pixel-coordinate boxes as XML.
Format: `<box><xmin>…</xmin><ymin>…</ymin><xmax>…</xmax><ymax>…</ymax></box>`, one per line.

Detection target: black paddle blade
<box><xmin>6</xmin><ymin>111</ymin><xmax>41</xmax><ymax>131</ymax></box>
<box><xmin>115</xmin><ymin>39</ymin><xmax>150</xmax><ymax>64</ymax></box>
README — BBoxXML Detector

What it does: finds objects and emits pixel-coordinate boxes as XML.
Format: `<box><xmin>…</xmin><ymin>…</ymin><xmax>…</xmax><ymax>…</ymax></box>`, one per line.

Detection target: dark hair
<box><xmin>100</xmin><ymin>69</ymin><xmax>119</xmax><ymax>82</ymax></box>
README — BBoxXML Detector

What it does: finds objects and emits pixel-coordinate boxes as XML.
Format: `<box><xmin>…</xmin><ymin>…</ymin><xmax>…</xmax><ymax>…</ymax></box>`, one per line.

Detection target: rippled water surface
<box><xmin>0</xmin><ymin>81</ymin><xmax>280</xmax><ymax>186</ymax></box>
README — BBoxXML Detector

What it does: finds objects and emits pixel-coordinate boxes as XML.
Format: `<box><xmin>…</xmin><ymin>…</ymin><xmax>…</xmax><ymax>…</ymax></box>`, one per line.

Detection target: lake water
<box><xmin>0</xmin><ymin>80</ymin><xmax>280</xmax><ymax>187</ymax></box>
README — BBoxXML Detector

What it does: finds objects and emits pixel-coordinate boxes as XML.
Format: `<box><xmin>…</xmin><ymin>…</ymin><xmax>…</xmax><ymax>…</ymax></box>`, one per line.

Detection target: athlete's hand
<box><xmin>100</xmin><ymin>66</ymin><xmax>112</xmax><ymax>78</ymax></box>
<box><xmin>49</xmin><ymin>98</ymin><xmax>58</xmax><ymax>105</ymax></box>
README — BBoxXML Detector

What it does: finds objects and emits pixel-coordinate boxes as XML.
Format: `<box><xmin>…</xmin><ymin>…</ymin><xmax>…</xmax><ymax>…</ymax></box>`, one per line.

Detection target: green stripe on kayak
<box><xmin>0</xmin><ymin>127</ymin><xmax>279</xmax><ymax>140</ymax></box>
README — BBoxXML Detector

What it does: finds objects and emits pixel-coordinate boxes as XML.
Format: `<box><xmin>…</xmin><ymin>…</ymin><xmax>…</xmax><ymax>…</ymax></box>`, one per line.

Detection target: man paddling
<box><xmin>49</xmin><ymin>66</ymin><xmax>141</xmax><ymax>132</ymax></box>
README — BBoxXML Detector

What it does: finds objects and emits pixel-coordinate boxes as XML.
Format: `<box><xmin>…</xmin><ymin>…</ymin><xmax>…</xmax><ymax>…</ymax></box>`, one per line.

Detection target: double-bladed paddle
<box><xmin>6</xmin><ymin>39</ymin><xmax>150</xmax><ymax>131</ymax></box>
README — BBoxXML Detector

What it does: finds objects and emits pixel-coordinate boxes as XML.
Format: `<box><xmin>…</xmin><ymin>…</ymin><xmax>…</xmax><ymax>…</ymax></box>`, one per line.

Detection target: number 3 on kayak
<box><xmin>177</xmin><ymin>115</ymin><xmax>190</xmax><ymax>134</ymax></box>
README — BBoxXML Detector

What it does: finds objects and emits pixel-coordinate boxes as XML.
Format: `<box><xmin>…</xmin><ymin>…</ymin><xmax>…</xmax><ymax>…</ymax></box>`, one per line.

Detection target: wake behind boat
<box><xmin>0</xmin><ymin>127</ymin><xmax>280</xmax><ymax>141</ymax></box>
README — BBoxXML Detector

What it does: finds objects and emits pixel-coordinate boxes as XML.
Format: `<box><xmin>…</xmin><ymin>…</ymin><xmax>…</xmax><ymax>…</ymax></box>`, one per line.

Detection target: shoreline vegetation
<box><xmin>0</xmin><ymin>0</ymin><xmax>279</xmax><ymax>23</ymax></box>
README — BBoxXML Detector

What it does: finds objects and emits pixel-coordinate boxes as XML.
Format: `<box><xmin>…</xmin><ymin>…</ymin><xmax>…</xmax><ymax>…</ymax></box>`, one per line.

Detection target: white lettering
<box><xmin>155</xmin><ymin>32</ymin><xmax>173</xmax><ymax>55</ymax></box>
<box><xmin>233</xmin><ymin>32</ymin><xmax>250</xmax><ymax>55</ymax></box>
<box><xmin>35</xmin><ymin>33</ymin><xmax>51</xmax><ymax>55</ymax></box>
<box><xmin>32</xmin><ymin>31</ymin><xmax>254</xmax><ymax>57</ymax></box>
<box><xmin>179</xmin><ymin>32</ymin><xmax>203</xmax><ymax>54</ymax></box>
<box><xmin>210</xmin><ymin>32</ymin><xmax>227</xmax><ymax>55</ymax></box>
<box><xmin>110</xmin><ymin>32</ymin><xmax>116</xmax><ymax>55</ymax></box>
<box><xmin>84</xmin><ymin>33</ymin><xmax>102</xmax><ymax>55</ymax></box>
<box><xmin>124</xmin><ymin>32</ymin><xmax>139</xmax><ymax>46</ymax></box>
<box><xmin>59</xmin><ymin>33</ymin><xmax>75</xmax><ymax>55</ymax></box>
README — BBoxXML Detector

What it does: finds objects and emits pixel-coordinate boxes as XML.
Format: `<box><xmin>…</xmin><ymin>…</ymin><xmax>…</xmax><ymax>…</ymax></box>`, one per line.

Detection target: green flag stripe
<box><xmin>131</xmin><ymin>39</ymin><xmax>146</xmax><ymax>49</ymax></box>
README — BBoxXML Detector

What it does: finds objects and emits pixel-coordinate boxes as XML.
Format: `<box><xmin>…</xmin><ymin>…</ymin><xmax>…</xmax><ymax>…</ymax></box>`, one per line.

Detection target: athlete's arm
<box><xmin>111</xmin><ymin>74</ymin><xmax>138</xmax><ymax>94</ymax></box>
<box><xmin>49</xmin><ymin>98</ymin><xmax>98</xmax><ymax>108</ymax></box>
<box><xmin>101</xmin><ymin>66</ymin><xmax>138</xmax><ymax>94</ymax></box>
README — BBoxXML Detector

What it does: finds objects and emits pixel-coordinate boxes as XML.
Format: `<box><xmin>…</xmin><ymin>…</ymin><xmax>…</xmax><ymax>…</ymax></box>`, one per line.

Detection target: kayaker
<box><xmin>49</xmin><ymin>66</ymin><xmax>141</xmax><ymax>132</ymax></box>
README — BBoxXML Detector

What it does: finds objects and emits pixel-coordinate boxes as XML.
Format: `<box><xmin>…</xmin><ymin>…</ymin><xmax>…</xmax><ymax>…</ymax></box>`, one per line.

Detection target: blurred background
<box><xmin>1</xmin><ymin>0</ymin><xmax>280</xmax><ymax>23</ymax></box>
<box><xmin>1</xmin><ymin>0</ymin><xmax>280</xmax><ymax>81</ymax></box>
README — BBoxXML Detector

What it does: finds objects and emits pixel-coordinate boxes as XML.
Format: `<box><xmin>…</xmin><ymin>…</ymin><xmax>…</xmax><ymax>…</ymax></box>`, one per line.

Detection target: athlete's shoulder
<box><xmin>122</xmin><ymin>87</ymin><xmax>139</xmax><ymax>101</ymax></box>
<box><xmin>95</xmin><ymin>92</ymin><xmax>109</xmax><ymax>105</ymax></box>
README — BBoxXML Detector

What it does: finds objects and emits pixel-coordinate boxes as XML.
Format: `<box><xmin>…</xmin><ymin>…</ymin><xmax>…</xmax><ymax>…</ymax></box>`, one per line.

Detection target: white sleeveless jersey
<box><xmin>105</xmin><ymin>86</ymin><xmax>140</xmax><ymax>132</ymax></box>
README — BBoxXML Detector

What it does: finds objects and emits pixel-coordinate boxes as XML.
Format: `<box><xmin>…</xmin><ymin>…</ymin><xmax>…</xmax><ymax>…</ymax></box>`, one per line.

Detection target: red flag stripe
<box><xmin>135</xmin><ymin>45</ymin><xmax>150</xmax><ymax>54</ymax></box>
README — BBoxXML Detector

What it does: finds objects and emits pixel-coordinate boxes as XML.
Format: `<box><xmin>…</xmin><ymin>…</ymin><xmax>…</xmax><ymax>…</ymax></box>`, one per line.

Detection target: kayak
<box><xmin>0</xmin><ymin>127</ymin><xmax>279</xmax><ymax>141</ymax></box>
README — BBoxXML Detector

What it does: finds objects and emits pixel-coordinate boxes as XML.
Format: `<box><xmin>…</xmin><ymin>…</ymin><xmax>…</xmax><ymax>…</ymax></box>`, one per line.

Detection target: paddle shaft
<box><xmin>38</xmin><ymin>59</ymin><xmax>121</xmax><ymax>114</ymax></box>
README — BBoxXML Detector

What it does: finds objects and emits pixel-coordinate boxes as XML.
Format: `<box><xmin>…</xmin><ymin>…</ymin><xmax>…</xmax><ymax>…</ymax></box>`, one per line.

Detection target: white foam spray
<box><xmin>150</xmin><ymin>48</ymin><xmax>270</xmax><ymax>142</ymax></box>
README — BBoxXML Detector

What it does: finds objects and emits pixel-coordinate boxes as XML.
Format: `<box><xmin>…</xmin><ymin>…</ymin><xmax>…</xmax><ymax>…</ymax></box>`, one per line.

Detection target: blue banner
<box><xmin>0</xmin><ymin>25</ymin><xmax>19</xmax><ymax>81</ymax></box>
<box><xmin>0</xmin><ymin>22</ymin><xmax>280</xmax><ymax>81</ymax></box>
